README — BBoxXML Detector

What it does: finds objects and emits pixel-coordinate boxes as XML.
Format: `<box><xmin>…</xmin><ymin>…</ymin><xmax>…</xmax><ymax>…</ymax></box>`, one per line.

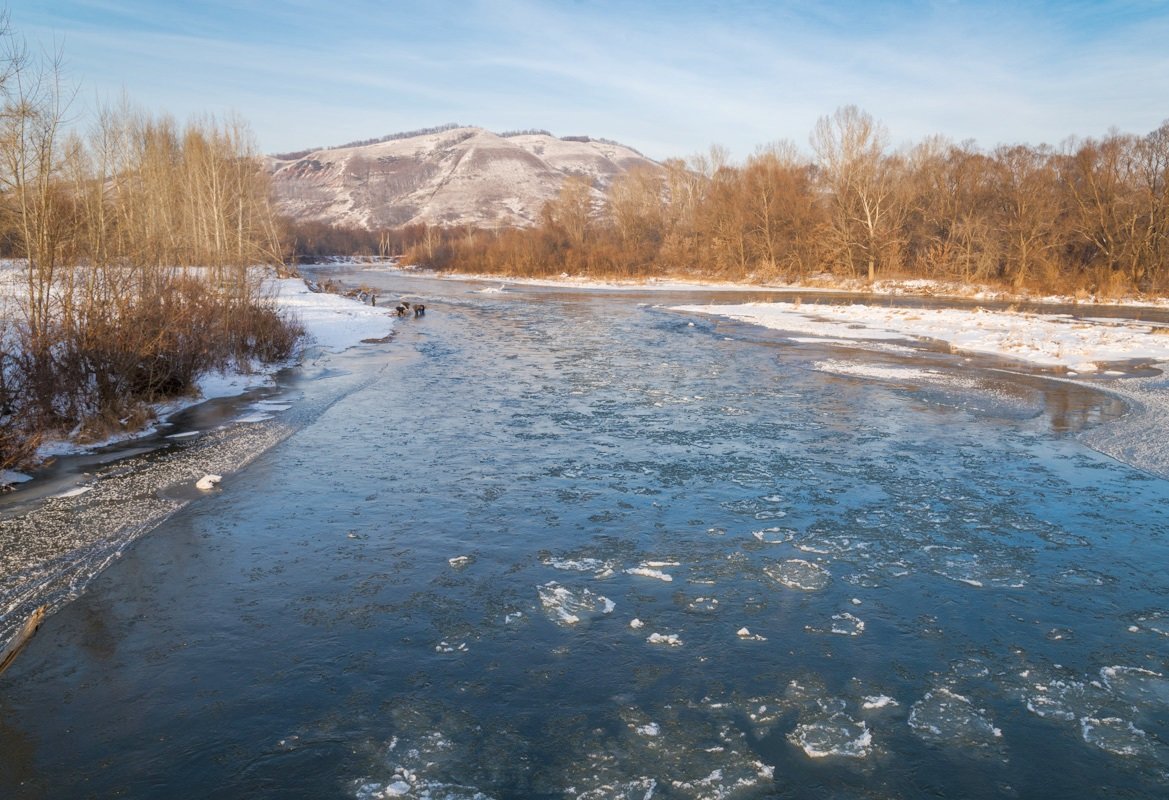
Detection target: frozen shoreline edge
<box><xmin>1073</xmin><ymin>369</ymin><xmax>1169</xmax><ymax>481</ymax></box>
<box><xmin>415</xmin><ymin>266</ymin><xmax>1169</xmax><ymax>310</ymax></box>
<box><xmin>2</xmin><ymin>275</ymin><xmax>397</xmax><ymax>487</ymax></box>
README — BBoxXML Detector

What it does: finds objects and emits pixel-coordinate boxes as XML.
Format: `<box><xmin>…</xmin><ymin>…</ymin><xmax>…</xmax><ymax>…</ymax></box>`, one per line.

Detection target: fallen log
<box><xmin>0</xmin><ymin>605</ymin><xmax>47</xmax><ymax>677</ymax></box>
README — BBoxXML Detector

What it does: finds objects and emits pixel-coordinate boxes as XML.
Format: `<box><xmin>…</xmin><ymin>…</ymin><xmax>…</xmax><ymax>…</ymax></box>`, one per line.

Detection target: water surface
<box><xmin>2</xmin><ymin>270</ymin><xmax>1167</xmax><ymax>799</ymax></box>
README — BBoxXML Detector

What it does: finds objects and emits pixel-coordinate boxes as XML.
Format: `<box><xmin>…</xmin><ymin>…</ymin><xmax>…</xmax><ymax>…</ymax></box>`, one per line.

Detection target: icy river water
<box><xmin>3</xmin><ymin>268</ymin><xmax>1169</xmax><ymax>799</ymax></box>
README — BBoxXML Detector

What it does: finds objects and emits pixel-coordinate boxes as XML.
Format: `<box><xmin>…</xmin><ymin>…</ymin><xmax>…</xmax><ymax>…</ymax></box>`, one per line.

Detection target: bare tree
<box><xmin>607</xmin><ymin>166</ymin><xmax>664</xmax><ymax>255</ymax></box>
<box><xmin>541</xmin><ymin>174</ymin><xmax>593</xmax><ymax>249</ymax></box>
<box><xmin>811</xmin><ymin>105</ymin><xmax>901</xmax><ymax>281</ymax></box>
<box><xmin>1132</xmin><ymin>122</ymin><xmax>1169</xmax><ymax>291</ymax></box>
<box><xmin>990</xmin><ymin>144</ymin><xmax>1062</xmax><ymax>288</ymax></box>
<box><xmin>741</xmin><ymin>142</ymin><xmax>821</xmax><ymax>278</ymax></box>
<box><xmin>0</xmin><ymin>30</ymin><xmax>77</xmax><ymax>417</ymax></box>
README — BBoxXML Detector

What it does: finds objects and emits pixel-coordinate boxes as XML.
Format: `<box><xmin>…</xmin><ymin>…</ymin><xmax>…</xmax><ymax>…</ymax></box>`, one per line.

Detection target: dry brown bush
<box><xmin>0</xmin><ymin>24</ymin><xmax>302</xmax><ymax>468</ymax></box>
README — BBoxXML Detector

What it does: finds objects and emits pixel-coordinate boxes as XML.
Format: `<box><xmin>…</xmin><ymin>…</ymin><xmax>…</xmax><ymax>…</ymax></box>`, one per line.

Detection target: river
<box><xmin>2</xmin><ymin>267</ymin><xmax>1168</xmax><ymax>799</ymax></box>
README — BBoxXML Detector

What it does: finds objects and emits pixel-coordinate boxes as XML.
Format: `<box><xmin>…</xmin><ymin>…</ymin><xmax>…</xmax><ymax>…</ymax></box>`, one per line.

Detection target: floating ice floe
<box><xmin>647</xmin><ymin>632</ymin><xmax>683</xmax><ymax>647</ymax></box>
<box><xmin>736</xmin><ymin>627</ymin><xmax>766</xmax><ymax>641</ymax></box>
<box><xmin>559</xmin><ymin>698</ymin><xmax>777</xmax><ymax>799</ymax></box>
<box><xmin>626</xmin><ymin>565</ymin><xmax>673</xmax><ymax>582</ymax></box>
<box><xmin>448</xmin><ymin>555</ymin><xmax>474</xmax><ymax>569</ymax></box>
<box><xmin>1129</xmin><ymin>611</ymin><xmax>1169</xmax><ymax>637</ymax></box>
<box><xmin>788</xmin><ymin>712</ymin><xmax>873</xmax><ymax>759</ymax></box>
<box><xmin>806</xmin><ymin>611</ymin><xmax>865</xmax><ymax>637</ymax></box>
<box><xmin>383</xmin><ymin>780</ymin><xmax>410</xmax><ymax>797</ymax></box>
<box><xmin>746</xmin><ymin>700</ymin><xmax>783</xmax><ymax>731</ymax></box>
<box><xmin>861</xmin><ymin>695</ymin><xmax>899</xmax><ymax>711</ymax></box>
<box><xmin>435</xmin><ymin>640</ymin><xmax>468</xmax><ymax>653</ymax></box>
<box><xmin>831</xmin><ymin>612</ymin><xmax>865</xmax><ymax>636</ymax></box>
<box><xmin>629</xmin><ymin>618</ymin><xmax>644</xmax><ymax>629</ymax></box>
<box><xmin>353</xmin><ymin>728</ymin><xmax>492</xmax><ymax>800</ymax></box>
<box><xmin>764</xmin><ymin>559</ymin><xmax>832</xmax><ymax>591</ymax></box>
<box><xmin>752</xmin><ymin>527</ymin><xmax>797</xmax><ymax>544</ymax></box>
<box><xmin>1019</xmin><ymin>678</ymin><xmax>1091</xmax><ymax>722</ymax></box>
<box><xmin>1100</xmin><ymin>666</ymin><xmax>1169</xmax><ymax>709</ymax></box>
<box><xmin>685</xmin><ymin>596</ymin><xmax>719</xmax><ymax>612</ymax></box>
<box><xmin>1080</xmin><ymin>716</ymin><xmax>1159</xmax><ymax>758</ymax></box>
<box><xmin>538</xmin><ymin>582</ymin><xmax>615</xmax><ymax>626</ymax></box>
<box><xmin>1053</xmin><ymin>567</ymin><xmax>1113</xmax><ymax>587</ymax></box>
<box><xmin>541</xmin><ymin>555</ymin><xmax>616</xmax><ymax>578</ymax></box>
<box><xmin>908</xmin><ymin>688</ymin><xmax>1002</xmax><ymax>748</ymax></box>
<box><xmin>669</xmin><ymin>763</ymin><xmax>775</xmax><ymax>798</ymax></box>
<box><xmin>922</xmin><ymin>546</ymin><xmax>1028</xmax><ymax>589</ymax></box>
<box><xmin>570</xmin><ymin>778</ymin><xmax>657</xmax><ymax>800</ymax></box>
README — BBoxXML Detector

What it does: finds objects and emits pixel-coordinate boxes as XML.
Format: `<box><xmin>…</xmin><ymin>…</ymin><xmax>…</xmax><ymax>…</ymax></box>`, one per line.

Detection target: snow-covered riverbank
<box><xmin>670</xmin><ymin>300</ymin><xmax>1169</xmax><ymax>373</ymax></box>
<box><xmin>187</xmin><ymin>276</ymin><xmax>395</xmax><ymax>402</ymax></box>
<box><xmin>421</xmin><ymin>267</ymin><xmax>1169</xmax><ymax>309</ymax></box>
<box><xmin>672</xmin><ymin>297</ymin><xmax>1169</xmax><ymax>481</ymax></box>
<box><xmin>268</xmin><ymin>276</ymin><xmax>395</xmax><ymax>351</ymax></box>
<box><xmin>125</xmin><ymin>276</ymin><xmax>396</xmax><ymax>420</ymax></box>
<box><xmin>0</xmin><ymin>275</ymin><xmax>398</xmax><ymax>652</ymax></box>
<box><xmin>1</xmin><ymin>275</ymin><xmax>395</xmax><ymax>485</ymax></box>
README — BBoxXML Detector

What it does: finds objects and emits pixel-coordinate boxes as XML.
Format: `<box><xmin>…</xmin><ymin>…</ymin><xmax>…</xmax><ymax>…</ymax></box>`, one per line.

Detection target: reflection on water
<box><xmin>1</xmin><ymin>269</ymin><xmax>1168</xmax><ymax>799</ymax></box>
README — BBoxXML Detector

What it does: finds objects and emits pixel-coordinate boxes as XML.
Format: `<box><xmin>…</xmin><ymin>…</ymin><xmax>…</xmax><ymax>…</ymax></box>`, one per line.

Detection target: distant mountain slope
<box><xmin>266</xmin><ymin>126</ymin><xmax>659</xmax><ymax>229</ymax></box>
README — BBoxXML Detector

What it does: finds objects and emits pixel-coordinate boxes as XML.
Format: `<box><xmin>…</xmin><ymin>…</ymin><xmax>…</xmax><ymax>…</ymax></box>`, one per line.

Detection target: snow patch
<box><xmin>675</xmin><ymin>300</ymin><xmax>1169</xmax><ymax>369</ymax></box>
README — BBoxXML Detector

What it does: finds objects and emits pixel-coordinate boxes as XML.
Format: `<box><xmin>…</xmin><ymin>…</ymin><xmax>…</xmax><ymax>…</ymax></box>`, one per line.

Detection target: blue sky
<box><xmin>9</xmin><ymin>0</ymin><xmax>1169</xmax><ymax>160</ymax></box>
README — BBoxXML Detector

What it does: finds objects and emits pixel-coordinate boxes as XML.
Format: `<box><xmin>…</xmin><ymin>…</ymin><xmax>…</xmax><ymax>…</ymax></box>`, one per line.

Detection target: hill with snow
<box><xmin>266</xmin><ymin>125</ymin><xmax>659</xmax><ymax>230</ymax></box>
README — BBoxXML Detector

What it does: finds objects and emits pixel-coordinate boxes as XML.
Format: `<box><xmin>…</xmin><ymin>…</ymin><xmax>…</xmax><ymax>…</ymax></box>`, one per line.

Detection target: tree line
<box><xmin>1</xmin><ymin>23</ymin><xmax>299</xmax><ymax>471</ymax></box>
<box><xmin>397</xmin><ymin>106</ymin><xmax>1169</xmax><ymax>297</ymax></box>
<box><xmin>278</xmin><ymin>219</ymin><xmax>433</xmax><ymax>263</ymax></box>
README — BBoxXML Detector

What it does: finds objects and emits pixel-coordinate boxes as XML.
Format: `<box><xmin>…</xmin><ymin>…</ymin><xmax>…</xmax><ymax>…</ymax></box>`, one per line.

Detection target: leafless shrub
<box><xmin>0</xmin><ymin>19</ymin><xmax>302</xmax><ymax>462</ymax></box>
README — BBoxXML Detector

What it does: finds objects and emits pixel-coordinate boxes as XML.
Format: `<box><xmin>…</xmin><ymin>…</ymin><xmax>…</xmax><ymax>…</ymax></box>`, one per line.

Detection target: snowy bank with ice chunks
<box><xmin>674</xmin><ymin>297</ymin><xmax>1169</xmax><ymax>481</ymax></box>
<box><xmin>192</xmin><ymin>276</ymin><xmax>395</xmax><ymax>399</ymax></box>
<box><xmin>671</xmin><ymin>300</ymin><xmax>1169</xmax><ymax>373</ymax></box>
<box><xmin>18</xmin><ymin>275</ymin><xmax>396</xmax><ymax>466</ymax></box>
<box><xmin>268</xmin><ymin>276</ymin><xmax>395</xmax><ymax>353</ymax></box>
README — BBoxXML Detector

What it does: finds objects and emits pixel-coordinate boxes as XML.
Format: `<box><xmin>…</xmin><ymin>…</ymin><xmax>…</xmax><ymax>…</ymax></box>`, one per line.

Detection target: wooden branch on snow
<box><xmin>0</xmin><ymin>605</ymin><xmax>47</xmax><ymax>677</ymax></box>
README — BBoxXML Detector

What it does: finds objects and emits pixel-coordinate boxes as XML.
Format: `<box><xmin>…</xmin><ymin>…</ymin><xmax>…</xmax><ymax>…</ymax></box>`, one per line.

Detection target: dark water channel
<box><xmin>2</xmin><ymin>269</ymin><xmax>1169</xmax><ymax>799</ymax></box>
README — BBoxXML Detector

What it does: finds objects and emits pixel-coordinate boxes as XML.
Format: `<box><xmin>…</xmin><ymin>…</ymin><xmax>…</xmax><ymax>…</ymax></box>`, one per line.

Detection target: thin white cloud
<box><xmin>8</xmin><ymin>0</ymin><xmax>1169</xmax><ymax>159</ymax></box>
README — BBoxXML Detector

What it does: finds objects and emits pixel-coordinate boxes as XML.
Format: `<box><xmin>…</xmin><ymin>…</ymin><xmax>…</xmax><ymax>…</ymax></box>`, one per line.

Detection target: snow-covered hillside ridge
<box><xmin>267</xmin><ymin>126</ymin><xmax>659</xmax><ymax>230</ymax></box>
